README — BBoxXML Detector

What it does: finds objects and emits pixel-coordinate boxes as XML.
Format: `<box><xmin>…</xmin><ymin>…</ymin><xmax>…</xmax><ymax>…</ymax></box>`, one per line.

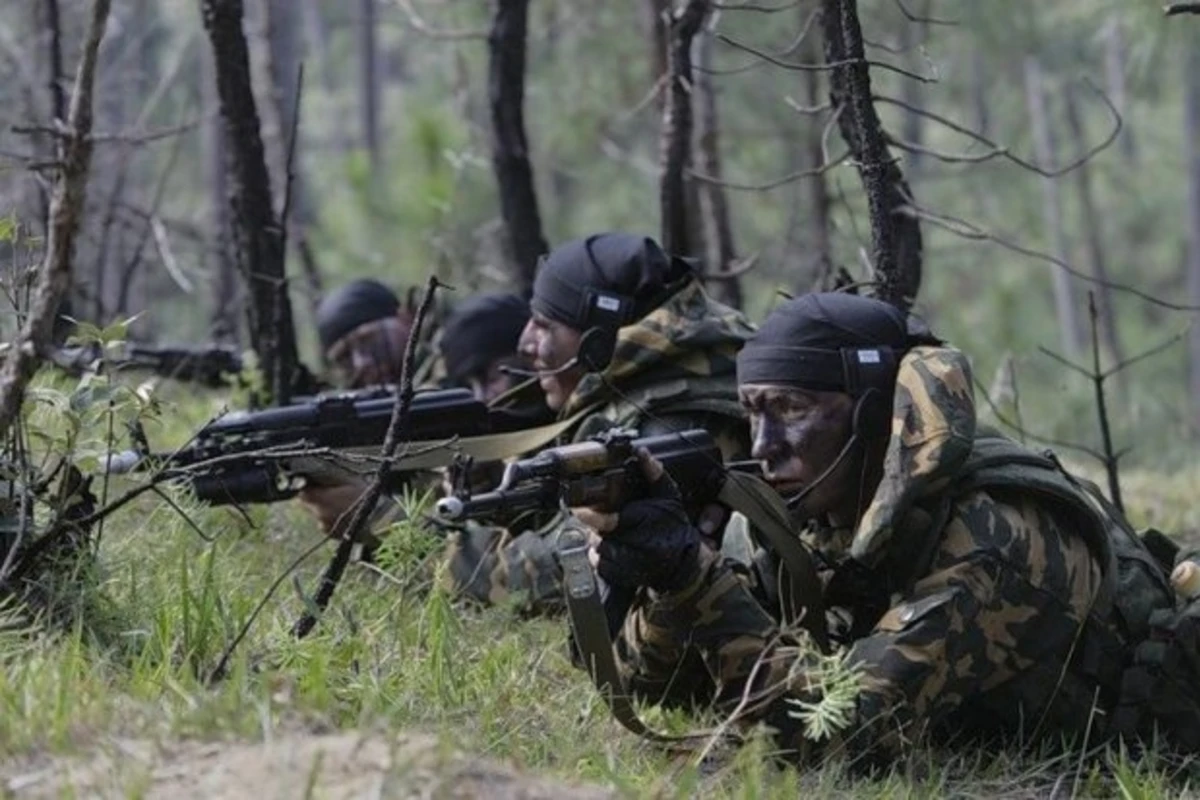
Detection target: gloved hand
<box><xmin>573</xmin><ymin>449</ymin><xmax>703</xmax><ymax>594</ymax></box>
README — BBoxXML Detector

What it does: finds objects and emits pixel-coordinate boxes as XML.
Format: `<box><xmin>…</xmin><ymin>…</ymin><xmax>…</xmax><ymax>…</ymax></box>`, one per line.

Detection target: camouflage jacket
<box><xmin>613</xmin><ymin>346</ymin><xmax>1171</xmax><ymax>767</ymax></box>
<box><xmin>442</xmin><ymin>279</ymin><xmax>754</xmax><ymax>614</ymax></box>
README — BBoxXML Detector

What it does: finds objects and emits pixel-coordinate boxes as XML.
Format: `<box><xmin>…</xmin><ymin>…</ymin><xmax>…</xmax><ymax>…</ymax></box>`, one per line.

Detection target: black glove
<box><xmin>594</xmin><ymin>451</ymin><xmax>703</xmax><ymax>594</ymax></box>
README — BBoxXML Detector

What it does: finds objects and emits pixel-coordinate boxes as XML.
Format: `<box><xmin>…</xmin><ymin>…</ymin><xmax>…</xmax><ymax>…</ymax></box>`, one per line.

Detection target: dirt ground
<box><xmin>2</xmin><ymin>731</ymin><xmax>616</xmax><ymax>799</ymax></box>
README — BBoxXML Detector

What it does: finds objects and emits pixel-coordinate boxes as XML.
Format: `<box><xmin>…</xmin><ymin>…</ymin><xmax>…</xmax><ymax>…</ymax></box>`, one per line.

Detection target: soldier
<box><xmin>316</xmin><ymin>278</ymin><xmax>415</xmax><ymax>390</ymax></box>
<box><xmin>442</xmin><ymin>231</ymin><xmax>754</xmax><ymax>613</ymax></box>
<box><xmin>434</xmin><ymin>292</ymin><xmax>532</xmax><ymax>403</ymax></box>
<box><xmin>579</xmin><ymin>292</ymin><xmax>1174</xmax><ymax>767</ymax></box>
<box><xmin>300</xmin><ymin>287</ymin><xmax>532</xmax><ymax>533</ymax></box>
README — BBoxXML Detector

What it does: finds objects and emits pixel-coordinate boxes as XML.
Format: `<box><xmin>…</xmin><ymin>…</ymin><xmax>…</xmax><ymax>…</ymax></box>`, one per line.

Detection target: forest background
<box><xmin>1</xmin><ymin>0</ymin><xmax>1200</xmax><ymax>796</ymax></box>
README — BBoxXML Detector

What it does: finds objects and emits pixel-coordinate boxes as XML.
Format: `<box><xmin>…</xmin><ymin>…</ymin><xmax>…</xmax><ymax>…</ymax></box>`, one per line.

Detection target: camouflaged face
<box><xmin>560</xmin><ymin>280</ymin><xmax>755</xmax><ymax>417</ymax></box>
<box><xmin>850</xmin><ymin>346</ymin><xmax>976</xmax><ymax>566</ymax></box>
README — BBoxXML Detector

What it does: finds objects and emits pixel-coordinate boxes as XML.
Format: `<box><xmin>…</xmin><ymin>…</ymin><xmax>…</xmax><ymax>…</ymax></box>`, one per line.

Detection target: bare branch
<box><xmin>1101</xmin><ymin>327</ymin><xmax>1189</xmax><ymax>379</ymax></box>
<box><xmin>874</xmin><ymin>81</ymin><xmax>1122</xmax><ymax>179</ymax></box>
<box><xmin>894</xmin><ymin>0</ymin><xmax>958</xmax><ymax>25</ymax></box>
<box><xmin>0</xmin><ymin>0</ymin><xmax>112</xmax><ymax>444</ymax></box>
<box><xmin>1166</xmin><ymin>2</ymin><xmax>1200</xmax><ymax>15</ymax></box>
<box><xmin>690</xmin><ymin>151</ymin><xmax>848</xmax><ymax>191</ymax></box>
<box><xmin>717</xmin><ymin>31</ymin><xmax>938</xmax><ymax>84</ymax></box>
<box><xmin>973</xmin><ymin>375</ymin><xmax>1106</xmax><ymax>463</ymax></box>
<box><xmin>392</xmin><ymin>0</ymin><xmax>488</xmax><ymax>40</ymax></box>
<box><xmin>902</xmin><ymin>202</ymin><xmax>1200</xmax><ymax>311</ymax></box>
<box><xmin>713</xmin><ymin>0</ymin><xmax>801</xmax><ymax>13</ymax></box>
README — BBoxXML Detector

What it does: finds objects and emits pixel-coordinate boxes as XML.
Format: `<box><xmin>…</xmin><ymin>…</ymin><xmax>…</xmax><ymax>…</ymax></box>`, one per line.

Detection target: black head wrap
<box><xmin>737</xmin><ymin>293</ymin><xmax>939</xmax><ymax>394</ymax></box>
<box><xmin>316</xmin><ymin>279</ymin><xmax>401</xmax><ymax>351</ymax></box>
<box><xmin>530</xmin><ymin>233</ymin><xmax>693</xmax><ymax>331</ymax></box>
<box><xmin>439</xmin><ymin>293</ymin><xmax>530</xmax><ymax>383</ymax></box>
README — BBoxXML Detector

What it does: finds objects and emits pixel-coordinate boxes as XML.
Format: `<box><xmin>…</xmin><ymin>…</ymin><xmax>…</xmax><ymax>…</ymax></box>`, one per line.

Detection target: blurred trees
<box><xmin>0</xmin><ymin>0</ymin><xmax>1196</xmax><ymax>458</ymax></box>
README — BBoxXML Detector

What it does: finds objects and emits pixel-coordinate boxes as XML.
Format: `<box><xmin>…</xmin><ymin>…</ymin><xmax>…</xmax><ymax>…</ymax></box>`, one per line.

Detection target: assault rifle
<box><xmin>435</xmin><ymin>427</ymin><xmax>754</xmax><ymax>522</ymax></box>
<box><xmin>47</xmin><ymin>342</ymin><xmax>245</xmax><ymax>388</ymax></box>
<box><xmin>105</xmin><ymin>387</ymin><xmax>559</xmax><ymax>507</ymax></box>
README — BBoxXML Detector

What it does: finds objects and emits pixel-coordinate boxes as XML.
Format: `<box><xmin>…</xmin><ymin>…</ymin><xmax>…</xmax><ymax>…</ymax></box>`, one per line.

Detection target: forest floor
<box><xmin>1</xmin><ymin>380</ymin><xmax>1199</xmax><ymax>799</ymax></box>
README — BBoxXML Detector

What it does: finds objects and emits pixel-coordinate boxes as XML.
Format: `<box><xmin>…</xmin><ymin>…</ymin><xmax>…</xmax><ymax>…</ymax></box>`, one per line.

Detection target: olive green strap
<box><xmin>557</xmin><ymin>520</ymin><xmax>727</xmax><ymax>748</ymax></box>
<box><xmin>559</xmin><ymin>472</ymin><xmax>830</xmax><ymax>745</ymax></box>
<box><xmin>717</xmin><ymin>471</ymin><xmax>830</xmax><ymax>653</ymax></box>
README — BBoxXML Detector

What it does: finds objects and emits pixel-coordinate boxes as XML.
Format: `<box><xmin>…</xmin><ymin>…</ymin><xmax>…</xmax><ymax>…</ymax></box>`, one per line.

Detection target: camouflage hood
<box><xmin>849</xmin><ymin>346</ymin><xmax>977</xmax><ymax>566</ymax></box>
<box><xmin>560</xmin><ymin>279</ymin><xmax>755</xmax><ymax>419</ymax></box>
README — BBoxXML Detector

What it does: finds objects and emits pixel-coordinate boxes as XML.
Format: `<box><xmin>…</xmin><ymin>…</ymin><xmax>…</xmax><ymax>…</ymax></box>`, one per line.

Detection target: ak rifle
<box><xmin>106</xmin><ymin>388</ymin><xmax>554</xmax><ymax>507</ymax></box>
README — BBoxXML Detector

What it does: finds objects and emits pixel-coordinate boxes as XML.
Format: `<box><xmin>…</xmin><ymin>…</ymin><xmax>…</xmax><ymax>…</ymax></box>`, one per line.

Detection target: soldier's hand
<box><xmin>572</xmin><ymin>449</ymin><xmax>703</xmax><ymax>594</ymax></box>
<box><xmin>298</xmin><ymin>477</ymin><xmax>369</xmax><ymax>538</ymax></box>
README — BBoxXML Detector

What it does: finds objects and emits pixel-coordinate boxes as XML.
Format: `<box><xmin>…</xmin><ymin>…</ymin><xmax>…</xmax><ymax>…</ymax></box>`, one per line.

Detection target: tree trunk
<box><xmin>1184</xmin><ymin>41</ymin><xmax>1200</xmax><ymax>431</ymax></box>
<box><xmin>642</xmin><ymin>0</ymin><xmax>671</xmax><ymax>106</ymax></box>
<box><xmin>821</xmin><ymin>0</ymin><xmax>922</xmax><ymax>309</ymax></box>
<box><xmin>799</xmin><ymin>0</ymin><xmax>833</xmax><ymax>289</ymax></box>
<box><xmin>200</xmin><ymin>0</ymin><xmax>306</xmax><ymax>404</ymax></box>
<box><xmin>659</xmin><ymin>0</ymin><xmax>708</xmax><ymax>260</ymax></box>
<box><xmin>357</xmin><ymin>0</ymin><xmax>381</xmax><ymax>168</ymax></box>
<box><xmin>202</xmin><ymin>46</ymin><xmax>239</xmax><ymax>344</ymax></box>
<box><xmin>300</xmin><ymin>0</ymin><xmax>346</xmax><ymax>153</ymax></box>
<box><xmin>0</xmin><ymin>0</ymin><xmax>111</xmax><ymax>443</ymax></box>
<box><xmin>1063</xmin><ymin>84</ymin><xmax>1125</xmax><ymax>370</ymax></box>
<box><xmin>488</xmin><ymin>0</ymin><xmax>549</xmax><ymax>294</ymax></box>
<box><xmin>40</xmin><ymin>0</ymin><xmax>76</xmax><ymax>342</ymax></box>
<box><xmin>692</xmin><ymin>20</ymin><xmax>742</xmax><ymax>308</ymax></box>
<box><xmin>897</xmin><ymin>1</ymin><xmax>928</xmax><ymax>176</ymax></box>
<box><xmin>1104</xmin><ymin>19</ymin><xmax>1136</xmax><ymax>165</ymax></box>
<box><xmin>262</xmin><ymin>0</ymin><xmax>323</xmax><ymax>320</ymax></box>
<box><xmin>1023</xmin><ymin>57</ymin><xmax>1083</xmax><ymax>359</ymax></box>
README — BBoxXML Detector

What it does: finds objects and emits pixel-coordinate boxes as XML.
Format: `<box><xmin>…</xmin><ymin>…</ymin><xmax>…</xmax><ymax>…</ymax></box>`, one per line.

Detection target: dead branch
<box><xmin>1166</xmin><ymin>2</ymin><xmax>1200</xmax><ymax>14</ymax></box>
<box><xmin>901</xmin><ymin>201</ymin><xmax>1200</xmax><ymax>312</ymax></box>
<box><xmin>713</xmin><ymin>0</ymin><xmax>801</xmax><ymax>13</ymax></box>
<box><xmin>393</xmin><ymin>0</ymin><xmax>489</xmax><ymax>39</ymax></box>
<box><xmin>690</xmin><ymin>151</ymin><xmax>848</xmax><ymax>191</ymax></box>
<box><xmin>874</xmin><ymin>83</ymin><xmax>1122</xmax><ymax>179</ymax></box>
<box><xmin>290</xmin><ymin>275</ymin><xmax>443</xmax><ymax>640</ymax></box>
<box><xmin>695</xmin><ymin>7</ymin><xmax>820</xmax><ymax>76</ymax></box>
<box><xmin>717</xmin><ymin>31</ymin><xmax>937</xmax><ymax>84</ymax></box>
<box><xmin>0</xmin><ymin>0</ymin><xmax>112</xmax><ymax>444</ymax></box>
<box><xmin>894</xmin><ymin>0</ymin><xmax>957</xmax><ymax>25</ymax></box>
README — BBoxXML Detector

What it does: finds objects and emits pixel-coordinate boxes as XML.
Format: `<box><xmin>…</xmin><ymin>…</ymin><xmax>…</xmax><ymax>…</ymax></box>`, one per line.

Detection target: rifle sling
<box><xmin>560</xmin><ymin>471</ymin><xmax>829</xmax><ymax>746</ymax></box>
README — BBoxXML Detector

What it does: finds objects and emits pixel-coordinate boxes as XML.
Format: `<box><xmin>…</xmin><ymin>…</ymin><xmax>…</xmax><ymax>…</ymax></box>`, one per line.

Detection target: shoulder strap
<box><xmin>558</xmin><ymin>471</ymin><xmax>830</xmax><ymax>745</ymax></box>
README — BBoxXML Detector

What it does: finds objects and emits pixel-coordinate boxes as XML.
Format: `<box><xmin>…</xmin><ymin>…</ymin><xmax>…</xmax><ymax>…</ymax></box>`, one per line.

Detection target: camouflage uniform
<box><xmin>612</xmin><ymin>346</ymin><xmax>1173</xmax><ymax>765</ymax></box>
<box><xmin>441</xmin><ymin>279</ymin><xmax>754</xmax><ymax>614</ymax></box>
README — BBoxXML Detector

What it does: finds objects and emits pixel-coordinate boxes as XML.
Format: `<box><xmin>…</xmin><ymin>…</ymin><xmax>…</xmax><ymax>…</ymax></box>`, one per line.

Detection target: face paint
<box><xmin>739</xmin><ymin>383</ymin><xmax>858</xmax><ymax>520</ymax></box>
<box><xmin>327</xmin><ymin>316</ymin><xmax>409</xmax><ymax>389</ymax></box>
<box><xmin>517</xmin><ymin>312</ymin><xmax>584</xmax><ymax>411</ymax></box>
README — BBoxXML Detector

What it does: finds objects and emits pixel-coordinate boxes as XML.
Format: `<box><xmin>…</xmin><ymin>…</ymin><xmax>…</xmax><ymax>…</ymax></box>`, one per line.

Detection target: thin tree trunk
<box><xmin>660</xmin><ymin>0</ymin><xmax>708</xmax><ymax>259</ymax></box>
<box><xmin>799</xmin><ymin>0</ymin><xmax>833</xmax><ymax>289</ymax></box>
<box><xmin>1184</xmin><ymin>42</ymin><xmax>1200</xmax><ymax>431</ymax></box>
<box><xmin>1104</xmin><ymin>19</ymin><xmax>1136</xmax><ymax>165</ymax></box>
<box><xmin>40</xmin><ymin>0</ymin><xmax>76</xmax><ymax>341</ymax></box>
<box><xmin>200</xmin><ymin>0</ymin><xmax>305</xmax><ymax>404</ymax></box>
<box><xmin>821</xmin><ymin>0</ymin><xmax>922</xmax><ymax>309</ymax></box>
<box><xmin>1063</xmin><ymin>85</ymin><xmax>1125</xmax><ymax>369</ymax></box>
<box><xmin>357</xmin><ymin>0</ymin><xmax>380</xmax><ymax>168</ymax></box>
<box><xmin>262</xmin><ymin>0</ymin><xmax>322</xmax><ymax>320</ymax></box>
<box><xmin>0</xmin><ymin>0</ymin><xmax>112</xmax><ymax>442</ymax></box>
<box><xmin>202</xmin><ymin>46</ymin><xmax>239</xmax><ymax>344</ymax></box>
<box><xmin>642</xmin><ymin>0</ymin><xmax>670</xmax><ymax>107</ymax></box>
<box><xmin>300</xmin><ymin>0</ymin><xmax>345</xmax><ymax>153</ymax></box>
<box><xmin>488</xmin><ymin>0</ymin><xmax>549</xmax><ymax>294</ymax></box>
<box><xmin>692</xmin><ymin>20</ymin><xmax>742</xmax><ymax>308</ymax></box>
<box><xmin>1023</xmin><ymin>57</ymin><xmax>1082</xmax><ymax>358</ymax></box>
<box><xmin>898</xmin><ymin>1</ymin><xmax>927</xmax><ymax>176</ymax></box>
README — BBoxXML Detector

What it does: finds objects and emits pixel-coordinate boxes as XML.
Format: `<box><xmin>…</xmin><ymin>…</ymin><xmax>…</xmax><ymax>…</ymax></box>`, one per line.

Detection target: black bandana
<box><xmin>439</xmin><ymin>293</ymin><xmax>530</xmax><ymax>383</ymax></box>
<box><xmin>530</xmin><ymin>233</ymin><xmax>693</xmax><ymax>330</ymax></box>
<box><xmin>737</xmin><ymin>293</ymin><xmax>933</xmax><ymax>393</ymax></box>
<box><xmin>316</xmin><ymin>279</ymin><xmax>401</xmax><ymax>351</ymax></box>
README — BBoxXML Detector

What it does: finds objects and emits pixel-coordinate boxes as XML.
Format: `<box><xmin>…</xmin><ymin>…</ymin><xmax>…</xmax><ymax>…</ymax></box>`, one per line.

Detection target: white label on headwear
<box><xmin>857</xmin><ymin>349</ymin><xmax>881</xmax><ymax>364</ymax></box>
<box><xmin>595</xmin><ymin>295</ymin><xmax>622</xmax><ymax>312</ymax></box>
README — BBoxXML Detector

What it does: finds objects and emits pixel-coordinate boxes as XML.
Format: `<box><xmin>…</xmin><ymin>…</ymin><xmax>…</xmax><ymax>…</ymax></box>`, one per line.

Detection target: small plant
<box><xmin>784</xmin><ymin>649</ymin><xmax>864</xmax><ymax>742</ymax></box>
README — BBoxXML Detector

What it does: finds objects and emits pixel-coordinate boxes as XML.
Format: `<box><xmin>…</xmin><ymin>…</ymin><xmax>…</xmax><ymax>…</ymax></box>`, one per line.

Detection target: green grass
<box><xmin>0</xmin><ymin>383</ymin><xmax>1198</xmax><ymax>797</ymax></box>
